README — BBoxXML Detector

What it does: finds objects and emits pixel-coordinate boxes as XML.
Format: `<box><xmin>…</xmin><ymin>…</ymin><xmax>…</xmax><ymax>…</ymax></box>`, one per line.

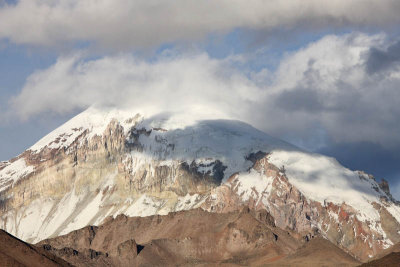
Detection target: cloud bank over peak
<box><xmin>0</xmin><ymin>0</ymin><xmax>400</xmax><ymax>49</ymax></box>
<box><xmin>11</xmin><ymin>52</ymin><xmax>263</xmax><ymax>121</ymax></box>
<box><xmin>8</xmin><ymin>33</ymin><xmax>400</xmax><ymax>153</ymax></box>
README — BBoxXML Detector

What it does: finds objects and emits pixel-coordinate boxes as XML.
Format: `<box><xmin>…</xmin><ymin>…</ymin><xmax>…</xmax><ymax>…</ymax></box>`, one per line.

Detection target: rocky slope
<box><xmin>360</xmin><ymin>240</ymin><xmax>400</xmax><ymax>266</ymax></box>
<box><xmin>0</xmin><ymin>106</ymin><xmax>399</xmax><ymax>262</ymax></box>
<box><xmin>35</xmin><ymin>208</ymin><xmax>360</xmax><ymax>267</ymax></box>
<box><xmin>360</xmin><ymin>252</ymin><xmax>400</xmax><ymax>267</ymax></box>
<box><xmin>0</xmin><ymin>229</ymin><xmax>71</xmax><ymax>267</ymax></box>
<box><xmin>37</xmin><ymin>208</ymin><xmax>300</xmax><ymax>266</ymax></box>
<box><xmin>268</xmin><ymin>236</ymin><xmax>360</xmax><ymax>266</ymax></box>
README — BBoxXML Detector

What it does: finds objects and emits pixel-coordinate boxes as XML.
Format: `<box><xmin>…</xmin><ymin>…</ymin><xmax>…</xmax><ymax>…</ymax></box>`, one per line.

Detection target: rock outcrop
<box><xmin>36</xmin><ymin>208</ymin><xmax>360</xmax><ymax>266</ymax></box>
<box><xmin>0</xmin><ymin>230</ymin><xmax>71</xmax><ymax>267</ymax></box>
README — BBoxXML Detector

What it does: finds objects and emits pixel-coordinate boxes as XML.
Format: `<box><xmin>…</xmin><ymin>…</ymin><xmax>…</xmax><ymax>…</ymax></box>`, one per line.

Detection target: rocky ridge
<box><xmin>0</xmin><ymin>229</ymin><xmax>71</xmax><ymax>267</ymax></box>
<box><xmin>36</xmin><ymin>208</ymin><xmax>359</xmax><ymax>266</ymax></box>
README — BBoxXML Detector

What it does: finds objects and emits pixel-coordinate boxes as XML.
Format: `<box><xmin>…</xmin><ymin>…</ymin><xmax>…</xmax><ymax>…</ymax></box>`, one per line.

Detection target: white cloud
<box><xmin>0</xmin><ymin>0</ymin><xmax>399</xmax><ymax>49</ymax></box>
<box><xmin>8</xmin><ymin>32</ymin><xmax>400</xmax><ymax>150</ymax></box>
<box><xmin>261</xmin><ymin>33</ymin><xmax>400</xmax><ymax>147</ymax></box>
<box><xmin>11</xmin><ymin>52</ymin><xmax>263</xmax><ymax>122</ymax></box>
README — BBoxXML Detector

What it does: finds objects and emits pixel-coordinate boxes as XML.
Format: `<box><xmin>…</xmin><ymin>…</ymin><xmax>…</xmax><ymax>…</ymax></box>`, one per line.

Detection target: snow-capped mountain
<box><xmin>0</xmin><ymin>106</ymin><xmax>399</xmax><ymax>261</ymax></box>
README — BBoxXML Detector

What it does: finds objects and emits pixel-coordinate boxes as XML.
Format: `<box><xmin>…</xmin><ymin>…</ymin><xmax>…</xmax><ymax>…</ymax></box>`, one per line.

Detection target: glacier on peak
<box><xmin>28</xmin><ymin>105</ymin><xmax>295</xmax><ymax>152</ymax></box>
<box><xmin>27</xmin><ymin>106</ymin><xmax>298</xmax><ymax>181</ymax></box>
<box><xmin>268</xmin><ymin>151</ymin><xmax>400</xmax><ymax>224</ymax></box>
<box><xmin>4</xmin><ymin>105</ymin><xmax>400</xmax><ymax>212</ymax></box>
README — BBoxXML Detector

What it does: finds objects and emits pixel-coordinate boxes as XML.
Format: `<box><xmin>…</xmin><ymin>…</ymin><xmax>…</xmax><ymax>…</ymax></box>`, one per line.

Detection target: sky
<box><xmin>1</xmin><ymin>0</ymin><xmax>400</xmax><ymax>198</ymax></box>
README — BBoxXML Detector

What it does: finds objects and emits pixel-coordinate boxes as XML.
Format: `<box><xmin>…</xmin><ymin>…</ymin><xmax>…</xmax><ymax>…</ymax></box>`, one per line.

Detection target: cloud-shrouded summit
<box><xmin>11</xmin><ymin>52</ymin><xmax>262</xmax><ymax>121</ymax></box>
<box><xmin>0</xmin><ymin>0</ymin><xmax>400</xmax><ymax>49</ymax></box>
<box><xmin>10</xmin><ymin>33</ymin><xmax>400</xmax><ymax>151</ymax></box>
<box><xmin>1</xmin><ymin>1</ymin><xmax>400</xmax><ymax>200</ymax></box>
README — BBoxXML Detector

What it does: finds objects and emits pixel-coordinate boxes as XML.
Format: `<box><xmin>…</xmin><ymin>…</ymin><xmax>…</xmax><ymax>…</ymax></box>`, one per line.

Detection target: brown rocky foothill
<box><xmin>5</xmin><ymin>207</ymin><xmax>400</xmax><ymax>266</ymax></box>
<box><xmin>0</xmin><ymin>230</ymin><xmax>71</xmax><ymax>267</ymax></box>
<box><xmin>30</xmin><ymin>208</ymin><xmax>362</xmax><ymax>267</ymax></box>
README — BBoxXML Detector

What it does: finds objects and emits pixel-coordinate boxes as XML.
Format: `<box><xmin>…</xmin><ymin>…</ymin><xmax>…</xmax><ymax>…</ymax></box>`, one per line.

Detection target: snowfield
<box><xmin>268</xmin><ymin>150</ymin><xmax>400</xmax><ymax>232</ymax></box>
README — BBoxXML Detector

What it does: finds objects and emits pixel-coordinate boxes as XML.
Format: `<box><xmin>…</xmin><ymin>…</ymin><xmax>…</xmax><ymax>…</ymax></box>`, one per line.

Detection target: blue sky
<box><xmin>1</xmin><ymin>0</ymin><xmax>400</xmax><ymax>198</ymax></box>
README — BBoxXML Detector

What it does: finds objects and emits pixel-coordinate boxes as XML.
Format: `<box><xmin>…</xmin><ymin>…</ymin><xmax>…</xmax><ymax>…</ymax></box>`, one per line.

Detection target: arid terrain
<box><xmin>2</xmin><ymin>208</ymin><xmax>365</xmax><ymax>267</ymax></box>
<box><xmin>0</xmin><ymin>229</ymin><xmax>71</xmax><ymax>267</ymax></box>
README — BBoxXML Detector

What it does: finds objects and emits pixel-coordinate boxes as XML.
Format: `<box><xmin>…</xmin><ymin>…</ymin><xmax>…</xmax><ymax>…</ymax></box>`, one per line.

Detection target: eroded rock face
<box><xmin>37</xmin><ymin>208</ymin><xmax>302</xmax><ymax>266</ymax></box>
<box><xmin>0</xmin><ymin>230</ymin><xmax>71</xmax><ymax>267</ymax></box>
<box><xmin>0</xmin><ymin>107</ymin><xmax>399</xmax><ymax>262</ymax></box>
<box><xmin>201</xmin><ymin>157</ymin><xmax>400</xmax><ymax>261</ymax></box>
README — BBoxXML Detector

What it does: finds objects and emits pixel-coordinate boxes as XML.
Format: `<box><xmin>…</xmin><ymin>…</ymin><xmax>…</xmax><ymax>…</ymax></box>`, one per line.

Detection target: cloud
<box><xmin>319</xmin><ymin>141</ymin><xmax>400</xmax><ymax>181</ymax></box>
<box><xmin>10</xmin><ymin>52</ymin><xmax>264</xmax><ymax>122</ymax></box>
<box><xmin>8</xmin><ymin>32</ymin><xmax>400</xmax><ymax>152</ymax></box>
<box><xmin>0</xmin><ymin>0</ymin><xmax>400</xmax><ymax>49</ymax></box>
<box><xmin>366</xmin><ymin>40</ymin><xmax>400</xmax><ymax>74</ymax></box>
<box><xmin>275</xmin><ymin>87</ymin><xmax>323</xmax><ymax>112</ymax></box>
<box><xmin>261</xmin><ymin>33</ymin><xmax>400</xmax><ymax>149</ymax></box>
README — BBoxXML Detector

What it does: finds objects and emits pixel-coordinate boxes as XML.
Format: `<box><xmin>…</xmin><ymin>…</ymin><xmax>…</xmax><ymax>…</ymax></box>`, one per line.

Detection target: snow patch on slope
<box><xmin>13</xmin><ymin>199</ymin><xmax>54</xmax><ymax>241</ymax></box>
<box><xmin>175</xmin><ymin>193</ymin><xmax>205</xmax><ymax>211</ymax></box>
<box><xmin>124</xmin><ymin>195</ymin><xmax>167</xmax><ymax>217</ymax></box>
<box><xmin>268</xmin><ymin>150</ymin><xmax>394</xmax><ymax>224</ymax></box>
<box><xmin>1</xmin><ymin>189</ymin><xmax>83</xmax><ymax>243</ymax></box>
<box><xmin>0</xmin><ymin>158</ymin><xmax>34</xmax><ymax>192</ymax></box>
<box><xmin>61</xmin><ymin>192</ymin><xmax>104</xmax><ymax>235</ymax></box>
<box><xmin>386</xmin><ymin>204</ymin><xmax>400</xmax><ymax>224</ymax></box>
<box><xmin>232</xmin><ymin>169</ymin><xmax>274</xmax><ymax>202</ymax></box>
<box><xmin>41</xmin><ymin>189</ymin><xmax>82</xmax><ymax>238</ymax></box>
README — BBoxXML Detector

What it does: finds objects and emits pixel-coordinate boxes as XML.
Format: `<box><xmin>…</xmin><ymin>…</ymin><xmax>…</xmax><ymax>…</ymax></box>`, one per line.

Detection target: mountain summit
<box><xmin>0</xmin><ymin>106</ymin><xmax>399</xmax><ymax>261</ymax></box>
